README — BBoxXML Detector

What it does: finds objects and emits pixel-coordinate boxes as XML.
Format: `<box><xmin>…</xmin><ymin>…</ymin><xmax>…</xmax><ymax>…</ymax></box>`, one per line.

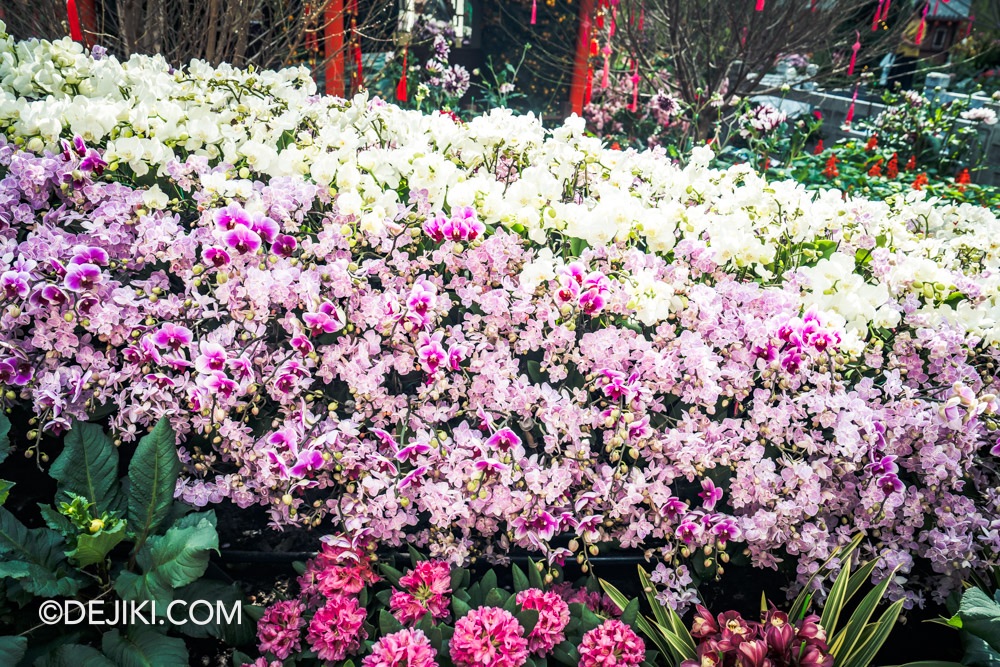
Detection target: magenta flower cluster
<box><xmin>682</xmin><ymin>606</ymin><xmax>832</xmax><ymax>667</ymax></box>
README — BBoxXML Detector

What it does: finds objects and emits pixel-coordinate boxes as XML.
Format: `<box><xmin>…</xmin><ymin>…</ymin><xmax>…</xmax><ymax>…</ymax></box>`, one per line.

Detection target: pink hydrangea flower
<box><xmin>515</xmin><ymin>588</ymin><xmax>570</xmax><ymax>655</ymax></box>
<box><xmin>449</xmin><ymin>606</ymin><xmax>529</xmax><ymax>667</ymax></box>
<box><xmin>578</xmin><ymin>620</ymin><xmax>645</xmax><ymax>667</ymax></box>
<box><xmin>390</xmin><ymin>560</ymin><xmax>452</xmax><ymax>624</ymax></box>
<box><xmin>300</xmin><ymin>540</ymin><xmax>381</xmax><ymax>599</ymax></box>
<box><xmin>306</xmin><ymin>594</ymin><xmax>368</xmax><ymax>662</ymax></box>
<box><xmin>256</xmin><ymin>599</ymin><xmax>304</xmax><ymax>660</ymax></box>
<box><xmin>362</xmin><ymin>628</ymin><xmax>439</xmax><ymax>667</ymax></box>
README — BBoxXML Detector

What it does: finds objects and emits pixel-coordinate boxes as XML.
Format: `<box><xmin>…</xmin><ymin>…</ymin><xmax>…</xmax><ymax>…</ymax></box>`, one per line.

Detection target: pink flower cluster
<box><xmin>1</xmin><ymin>134</ymin><xmax>998</xmax><ymax>609</ymax></box>
<box><xmin>390</xmin><ymin>560</ymin><xmax>452</xmax><ymax>624</ymax></box>
<box><xmin>363</xmin><ymin>629</ymin><xmax>438</xmax><ymax>667</ymax></box>
<box><xmin>578</xmin><ymin>619</ymin><xmax>645</xmax><ymax>667</ymax></box>
<box><xmin>514</xmin><ymin>588</ymin><xmax>571</xmax><ymax>655</ymax></box>
<box><xmin>450</xmin><ymin>606</ymin><xmax>529</xmax><ymax>667</ymax></box>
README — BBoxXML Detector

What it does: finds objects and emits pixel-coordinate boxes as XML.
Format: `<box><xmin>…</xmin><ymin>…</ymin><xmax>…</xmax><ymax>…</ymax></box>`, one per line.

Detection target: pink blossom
<box><xmin>578</xmin><ymin>619</ymin><xmax>645</xmax><ymax>667</ymax></box>
<box><xmin>515</xmin><ymin>588</ymin><xmax>570</xmax><ymax>655</ymax></box>
<box><xmin>362</xmin><ymin>628</ymin><xmax>439</xmax><ymax>667</ymax></box>
<box><xmin>63</xmin><ymin>263</ymin><xmax>102</xmax><ymax>292</ymax></box>
<box><xmin>449</xmin><ymin>606</ymin><xmax>529</xmax><ymax>667</ymax></box>
<box><xmin>306</xmin><ymin>594</ymin><xmax>367</xmax><ymax>662</ymax></box>
<box><xmin>698</xmin><ymin>478</ymin><xmax>723</xmax><ymax>510</ymax></box>
<box><xmin>391</xmin><ymin>560</ymin><xmax>452</xmax><ymax>624</ymax></box>
<box><xmin>223</xmin><ymin>226</ymin><xmax>263</xmax><ymax>254</ymax></box>
<box><xmin>151</xmin><ymin>323</ymin><xmax>193</xmax><ymax>351</ymax></box>
<box><xmin>417</xmin><ymin>332</ymin><xmax>448</xmax><ymax>375</ymax></box>
<box><xmin>257</xmin><ymin>599</ymin><xmax>304</xmax><ymax>660</ymax></box>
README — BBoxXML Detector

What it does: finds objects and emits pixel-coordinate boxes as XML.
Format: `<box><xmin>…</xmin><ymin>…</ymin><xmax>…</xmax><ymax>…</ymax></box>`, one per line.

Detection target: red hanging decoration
<box><xmin>66</xmin><ymin>0</ymin><xmax>84</xmax><ymax>41</ymax></box>
<box><xmin>601</xmin><ymin>45</ymin><xmax>611</xmax><ymax>88</ymax></box>
<box><xmin>628</xmin><ymin>61</ymin><xmax>639</xmax><ymax>112</ymax></box>
<box><xmin>638</xmin><ymin>5</ymin><xmax>645</xmax><ymax>30</ymax></box>
<box><xmin>915</xmin><ymin>2</ymin><xmax>928</xmax><ymax>45</ymax></box>
<box><xmin>531</xmin><ymin>0</ymin><xmax>537</xmax><ymax>25</ymax></box>
<box><xmin>872</xmin><ymin>0</ymin><xmax>885</xmax><ymax>30</ymax></box>
<box><xmin>396</xmin><ymin>49</ymin><xmax>409</xmax><ymax>102</ymax></box>
<box><xmin>584</xmin><ymin>65</ymin><xmax>594</xmax><ymax>106</ymax></box>
<box><xmin>964</xmin><ymin>14</ymin><xmax>974</xmax><ymax>38</ymax></box>
<box><xmin>845</xmin><ymin>85</ymin><xmax>859</xmax><ymax>125</ymax></box>
<box><xmin>755</xmin><ymin>0</ymin><xmax>765</xmax><ymax>11</ymax></box>
<box><xmin>848</xmin><ymin>31</ymin><xmax>861</xmax><ymax>75</ymax></box>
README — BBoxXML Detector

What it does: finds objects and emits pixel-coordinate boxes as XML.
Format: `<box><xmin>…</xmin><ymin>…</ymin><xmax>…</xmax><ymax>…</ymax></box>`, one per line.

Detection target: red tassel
<box><xmin>531</xmin><ymin>0</ymin><xmax>537</xmax><ymax>25</ymax></box>
<box><xmin>355</xmin><ymin>44</ymin><xmax>363</xmax><ymax>88</ymax></box>
<box><xmin>755</xmin><ymin>0</ymin><xmax>765</xmax><ymax>11</ymax></box>
<box><xmin>872</xmin><ymin>0</ymin><xmax>884</xmax><ymax>30</ymax></box>
<box><xmin>628</xmin><ymin>61</ymin><xmax>639</xmax><ymax>112</ymax></box>
<box><xmin>67</xmin><ymin>0</ymin><xmax>84</xmax><ymax>41</ymax></box>
<box><xmin>845</xmin><ymin>85</ymin><xmax>858</xmax><ymax>125</ymax></box>
<box><xmin>916</xmin><ymin>2</ymin><xmax>928</xmax><ymax>45</ymax></box>
<box><xmin>880</xmin><ymin>0</ymin><xmax>891</xmax><ymax>20</ymax></box>
<box><xmin>396</xmin><ymin>49</ymin><xmax>408</xmax><ymax>102</ymax></box>
<box><xmin>584</xmin><ymin>65</ymin><xmax>594</xmax><ymax>106</ymax></box>
<box><xmin>638</xmin><ymin>6</ymin><xmax>644</xmax><ymax>30</ymax></box>
<box><xmin>601</xmin><ymin>45</ymin><xmax>611</xmax><ymax>88</ymax></box>
<box><xmin>964</xmin><ymin>14</ymin><xmax>974</xmax><ymax>38</ymax></box>
<box><xmin>848</xmin><ymin>31</ymin><xmax>860</xmax><ymax>76</ymax></box>
<box><xmin>811</xmin><ymin>0</ymin><xmax>818</xmax><ymax>12</ymax></box>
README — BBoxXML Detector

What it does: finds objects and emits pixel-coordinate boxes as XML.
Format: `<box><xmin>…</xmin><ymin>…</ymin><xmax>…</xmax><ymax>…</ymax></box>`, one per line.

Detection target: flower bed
<box><xmin>1</xmin><ymin>24</ymin><xmax>1000</xmax><ymax>620</ymax></box>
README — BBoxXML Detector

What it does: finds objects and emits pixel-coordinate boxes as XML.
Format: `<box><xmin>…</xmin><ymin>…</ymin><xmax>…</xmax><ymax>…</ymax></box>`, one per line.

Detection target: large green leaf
<box><xmin>34</xmin><ymin>643</ymin><xmax>116</xmax><ymax>667</ymax></box>
<box><xmin>50</xmin><ymin>421</ymin><xmax>124</xmax><ymax>515</ymax></box>
<box><xmin>0</xmin><ymin>480</ymin><xmax>12</xmax><ymax>506</ymax></box>
<box><xmin>126</xmin><ymin>418</ymin><xmax>180</xmax><ymax>551</ymax></box>
<box><xmin>830</xmin><ymin>569</ymin><xmax>897</xmax><ymax>659</ymax></box>
<box><xmin>171</xmin><ymin>580</ymin><xmax>254</xmax><ymax>647</ymax></box>
<box><xmin>68</xmin><ymin>522</ymin><xmax>128</xmax><ymax>567</ymax></box>
<box><xmin>0</xmin><ymin>636</ymin><xmax>27</xmax><ymax>664</ymax></box>
<box><xmin>115</xmin><ymin>511</ymin><xmax>218</xmax><ymax>609</ymax></box>
<box><xmin>0</xmin><ymin>507</ymin><xmax>82</xmax><ymax>597</ymax></box>
<box><xmin>839</xmin><ymin>599</ymin><xmax>904</xmax><ymax>667</ymax></box>
<box><xmin>101</xmin><ymin>627</ymin><xmax>187</xmax><ymax>667</ymax></box>
<box><xmin>0</xmin><ymin>413</ymin><xmax>10</xmax><ymax>464</ymax></box>
<box><xmin>959</xmin><ymin>588</ymin><xmax>1000</xmax><ymax>653</ymax></box>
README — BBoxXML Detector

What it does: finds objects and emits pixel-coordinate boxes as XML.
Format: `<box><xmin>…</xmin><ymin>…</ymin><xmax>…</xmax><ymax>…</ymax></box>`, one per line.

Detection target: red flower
<box><xmin>956</xmin><ymin>168</ymin><xmax>971</xmax><ymax>193</ymax></box>
<box><xmin>822</xmin><ymin>154</ymin><xmax>838</xmax><ymax>178</ymax></box>
<box><xmin>912</xmin><ymin>172</ymin><xmax>928</xmax><ymax>190</ymax></box>
<box><xmin>905</xmin><ymin>154</ymin><xmax>917</xmax><ymax>171</ymax></box>
<box><xmin>865</xmin><ymin>134</ymin><xmax>878</xmax><ymax>151</ymax></box>
<box><xmin>886</xmin><ymin>152</ymin><xmax>899</xmax><ymax>179</ymax></box>
<box><xmin>812</xmin><ymin>139</ymin><xmax>824</xmax><ymax>155</ymax></box>
<box><xmin>868</xmin><ymin>158</ymin><xmax>883</xmax><ymax>177</ymax></box>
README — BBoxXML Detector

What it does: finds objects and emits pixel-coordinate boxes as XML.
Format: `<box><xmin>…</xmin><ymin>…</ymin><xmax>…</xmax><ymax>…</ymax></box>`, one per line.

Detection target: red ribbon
<box><xmin>66</xmin><ymin>0</ymin><xmax>84</xmax><ymax>42</ymax></box>
<box><xmin>396</xmin><ymin>49</ymin><xmax>408</xmax><ymax>102</ymax></box>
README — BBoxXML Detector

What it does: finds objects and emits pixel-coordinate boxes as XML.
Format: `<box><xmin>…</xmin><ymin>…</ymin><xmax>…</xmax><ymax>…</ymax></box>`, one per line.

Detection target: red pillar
<box><xmin>569</xmin><ymin>0</ymin><xmax>596</xmax><ymax>115</ymax></box>
<box><xmin>325</xmin><ymin>0</ymin><xmax>346</xmax><ymax>97</ymax></box>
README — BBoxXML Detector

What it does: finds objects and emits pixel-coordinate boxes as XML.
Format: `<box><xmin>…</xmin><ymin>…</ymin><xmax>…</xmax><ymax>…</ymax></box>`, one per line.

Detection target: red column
<box><xmin>569</xmin><ymin>0</ymin><xmax>596</xmax><ymax>115</ymax></box>
<box><xmin>78</xmin><ymin>0</ymin><xmax>97</xmax><ymax>47</ymax></box>
<box><xmin>325</xmin><ymin>0</ymin><xmax>346</xmax><ymax>97</ymax></box>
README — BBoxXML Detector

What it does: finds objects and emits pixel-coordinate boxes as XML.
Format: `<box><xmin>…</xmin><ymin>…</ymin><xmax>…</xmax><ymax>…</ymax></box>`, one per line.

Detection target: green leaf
<box><xmin>0</xmin><ymin>507</ymin><xmax>82</xmax><ymax>597</ymax></box>
<box><xmin>830</xmin><ymin>567</ymin><xmax>897</xmax><ymax>659</ymax></box>
<box><xmin>126</xmin><ymin>418</ymin><xmax>180</xmax><ymax>551</ymax></box>
<box><xmin>407</xmin><ymin>545</ymin><xmax>424</xmax><ymax>566</ymax></box>
<box><xmin>636</xmin><ymin>566</ymin><xmax>695</xmax><ymax>656</ymax></box>
<box><xmin>171</xmin><ymin>580</ymin><xmax>253</xmax><ymax>646</ymax></box>
<box><xmin>958</xmin><ymin>588</ymin><xmax>1000</xmax><ymax>653</ymax></box>
<box><xmin>820</xmin><ymin>551</ymin><xmax>854</xmax><ymax>639</ymax></box>
<box><xmin>115</xmin><ymin>511</ymin><xmax>218</xmax><ymax>609</ymax></box>
<box><xmin>68</xmin><ymin>522</ymin><xmax>127</xmax><ymax>567</ymax></box>
<box><xmin>380</xmin><ymin>610</ymin><xmax>403</xmax><ymax>635</ymax></box>
<box><xmin>527</xmin><ymin>559</ymin><xmax>543</xmax><ymax>590</ymax></box>
<box><xmin>790</xmin><ymin>534</ymin><xmax>864</xmax><ymax>621</ymax></box>
<box><xmin>0</xmin><ymin>414</ymin><xmax>10</xmax><ymax>464</ymax></box>
<box><xmin>620</xmin><ymin>598</ymin><xmax>640</xmax><ymax>630</ymax></box>
<box><xmin>51</xmin><ymin>421</ymin><xmax>124</xmax><ymax>515</ymax></box>
<box><xmin>0</xmin><ymin>636</ymin><xmax>27</xmax><ymax>664</ymax></box>
<box><xmin>512</xmin><ymin>564</ymin><xmax>530</xmax><ymax>592</ymax></box>
<box><xmin>552</xmin><ymin>641</ymin><xmax>580</xmax><ymax>666</ymax></box>
<box><xmin>0</xmin><ymin>480</ymin><xmax>12</xmax><ymax>506</ymax></box>
<box><xmin>481</xmin><ymin>569</ymin><xmax>497</xmax><ymax>595</ymax></box>
<box><xmin>452</xmin><ymin>595</ymin><xmax>472</xmax><ymax>620</ymax></box>
<box><xmin>101</xmin><ymin>627</ymin><xmax>187</xmax><ymax>667</ymax></box>
<box><xmin>38</xmin><ymin>504</ymin><xmax>73</xmax><ymax>535</ymax></box>
<box><xmin>485</xmin><ymin>587</ymin><xmax>508</xmax><ymax>609</ymax></box>
<box><xmin>517</xmin><ymin>609</ymin><xmax>540</xmax><ymax>634</ymax></box>
<box><xmin>33</xmin><ymin>643</ymin><xmax>116</xmax><ymax>667</ymax></box>
<box><xmin>600</xmin><ymin>577</ymin><xmax>691</xmax><ymax>663</ymax></box>
<box><xmin>840</xmin><ymin>599</ymin><xmax>904</xmax><ymax>667</ymax></box>
<box><xmin>380</xmin><ymin>563</ymin><xmax>404</xmax><ymax>587</ymax></box>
